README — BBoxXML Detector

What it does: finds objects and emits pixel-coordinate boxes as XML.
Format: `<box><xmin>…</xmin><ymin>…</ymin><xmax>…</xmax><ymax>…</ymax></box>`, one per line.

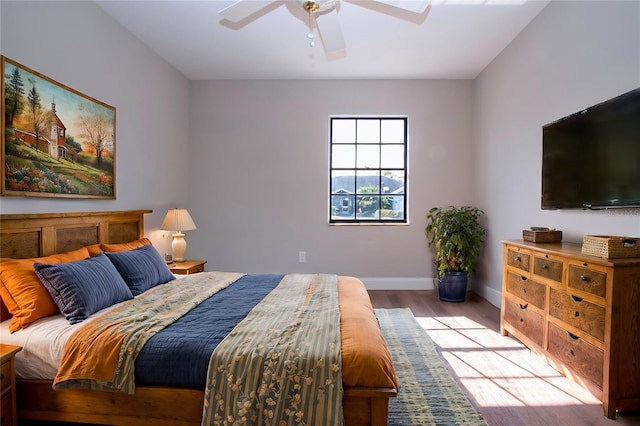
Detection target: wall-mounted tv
<box><xmin>542</xmin><ymin>88</ymin><xmax>640</xmax><ymax>210</ymax></box>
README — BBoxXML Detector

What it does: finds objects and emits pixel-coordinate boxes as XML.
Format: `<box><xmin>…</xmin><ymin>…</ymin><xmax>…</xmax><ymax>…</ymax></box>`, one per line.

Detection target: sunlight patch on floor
<box><xmin>415</xmin><ymin>316</ymin><xmax>523</xmax><ymax>350</ymax></box>
<box><xmin>414</xmin><ymin>315</ymin><xmax>603</xmax><ymax>409</ymax></box>
<box><xmin>416</xmin><ymin>315</ymin><xmax>485</xmax><ymax>329</ymax></box>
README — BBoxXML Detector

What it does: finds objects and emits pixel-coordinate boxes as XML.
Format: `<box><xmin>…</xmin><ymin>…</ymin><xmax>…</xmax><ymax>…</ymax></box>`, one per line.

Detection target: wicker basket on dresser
<box><xmin>500</xmin><ymin>240</ymin><xmax>640</xmax><ymax>419</ymax></box>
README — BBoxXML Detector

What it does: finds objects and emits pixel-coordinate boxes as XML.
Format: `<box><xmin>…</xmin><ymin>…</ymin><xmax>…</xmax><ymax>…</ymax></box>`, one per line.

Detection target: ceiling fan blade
<box><xmin>316</xmin><ymin>10</ymin><xmax>346</xmax><ymax>53</ymax></box>
<box><xmin>372</xmin><ymin>0</ymin><xmax>430</xmax><ymax>14</ymax></box>
<box><xmin>219</xmin><ymin>0</ymin><xmax>277</xmax><ymax>22</ymax></box>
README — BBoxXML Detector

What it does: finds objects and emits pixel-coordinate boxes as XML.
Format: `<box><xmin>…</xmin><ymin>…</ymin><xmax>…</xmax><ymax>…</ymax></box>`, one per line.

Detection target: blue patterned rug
<box><xmin>376</xmin><ymin>308</ymin><xmax>487</xmax><ymax>426</ymax></box>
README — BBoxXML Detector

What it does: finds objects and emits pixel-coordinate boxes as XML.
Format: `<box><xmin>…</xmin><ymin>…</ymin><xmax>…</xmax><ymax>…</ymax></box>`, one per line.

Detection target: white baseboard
<box><xmin>359</xmin><ymin>277</ymin><xmax>434</xmax><ymax>291</ymax></box>
<box><xmin>474</xmin><ymin>284</ymin><xmax>502</xmax><ymax>308</ymax></box>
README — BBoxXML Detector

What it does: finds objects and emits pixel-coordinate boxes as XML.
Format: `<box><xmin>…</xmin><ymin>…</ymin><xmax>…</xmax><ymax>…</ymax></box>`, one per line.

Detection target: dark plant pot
<box><xmin>437</xmin><ymin>271</ymin><xmax>468</xmax><ymax>302</ymax></box>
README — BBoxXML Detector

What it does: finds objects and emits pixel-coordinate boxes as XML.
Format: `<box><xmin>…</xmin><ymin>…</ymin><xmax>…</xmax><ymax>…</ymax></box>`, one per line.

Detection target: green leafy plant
<box><xmin>425</xmin><ymin>206</ymin><xmax>486</xmax><ymax>277</ymax></box>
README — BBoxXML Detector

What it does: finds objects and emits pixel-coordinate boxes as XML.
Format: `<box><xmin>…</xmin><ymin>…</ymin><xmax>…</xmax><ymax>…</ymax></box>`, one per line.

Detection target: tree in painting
<box><xmin>78</xmin><ymin>101</ymin><xmax>114</xmax><ymax>167</ymax></box>
<box><xmin>4</xmin><ymin>67</ymin><xmax>24</xmax><ymax>127</ymax></box>
<box><xmin>26</xmin><ymin>79</ymin><xmax>53</xmax><ymax>151</ymax></box>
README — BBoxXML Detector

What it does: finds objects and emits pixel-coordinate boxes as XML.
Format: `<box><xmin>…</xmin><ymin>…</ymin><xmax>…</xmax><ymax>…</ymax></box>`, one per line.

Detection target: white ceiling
<box><xmin>96</xmin><ymin>0</ymin><xmax>550</xmax><ymax>80</ymax></box>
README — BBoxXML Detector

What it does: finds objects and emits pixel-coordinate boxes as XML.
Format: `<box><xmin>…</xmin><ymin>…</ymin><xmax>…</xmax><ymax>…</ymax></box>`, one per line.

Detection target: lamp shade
<box><xmin>161</xmin><ymin>209</ymin><xmax>197</xmax><ymax>232</ymax></box>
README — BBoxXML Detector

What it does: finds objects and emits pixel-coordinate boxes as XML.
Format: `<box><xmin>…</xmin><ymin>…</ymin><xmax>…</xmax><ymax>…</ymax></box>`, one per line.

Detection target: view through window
<box><xmin>329</xmin><ymin>117</ymin><xmax>407</xmax><ymax>223</ymax></box>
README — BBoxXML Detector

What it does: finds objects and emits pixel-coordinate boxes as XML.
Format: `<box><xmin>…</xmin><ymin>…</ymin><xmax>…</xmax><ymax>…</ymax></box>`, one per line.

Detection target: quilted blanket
<box><xmin>53</xmin><ymin>271</ymin><xmax>245</xmax><ymax>392</ymax></box>
<box><xmin>53</xmin><ymin>272</ymin><xmax>345</xmax><ymax>425</ymax></box>
<box><xmin>201</xmin><ymin>273</ymin><xmax>342</xmax><ymax>426</ymax></box>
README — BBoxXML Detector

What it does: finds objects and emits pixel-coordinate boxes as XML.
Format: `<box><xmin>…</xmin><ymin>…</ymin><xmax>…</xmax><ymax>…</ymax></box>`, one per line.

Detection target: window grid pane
<box><xmin>331</xmin><ymin>145</ymin><xmax>355</xmax><ymax>168</ymax></box>
<box><xmin>332</xmin><ymin>119</ymin><xmax>356</xmax><ymax>144</ymax></box>
<box><xmin>330</xmin><ymin>117</ymin><xmax>407</xmax><ymax>224</ymax></box>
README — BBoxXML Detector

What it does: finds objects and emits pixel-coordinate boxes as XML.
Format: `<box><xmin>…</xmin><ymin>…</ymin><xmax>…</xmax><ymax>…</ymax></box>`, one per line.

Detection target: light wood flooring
<box><xmin>368</xmin><ymin>290</ymin><xmax>640</xmax><ymax>426</ymax></box>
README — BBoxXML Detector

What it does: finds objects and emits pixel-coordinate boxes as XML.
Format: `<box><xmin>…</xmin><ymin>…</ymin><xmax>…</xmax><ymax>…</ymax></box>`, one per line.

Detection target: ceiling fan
<box><xmin>218</xmin><ymin>0</ymin><xmax>430</xmax><ymax>54</ymax></box>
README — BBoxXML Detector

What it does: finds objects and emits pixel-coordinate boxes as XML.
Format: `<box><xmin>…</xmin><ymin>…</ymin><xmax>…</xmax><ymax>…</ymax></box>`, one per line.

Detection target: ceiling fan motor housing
<box><xmin>302</xmin><ymin>1</ymin><xmax>320</xmax><ymax>14</ymax></box>
<box><xmin>301</xmin><ymin>0</ymin><xmax>339</xmax><ymax>14</ymax></box>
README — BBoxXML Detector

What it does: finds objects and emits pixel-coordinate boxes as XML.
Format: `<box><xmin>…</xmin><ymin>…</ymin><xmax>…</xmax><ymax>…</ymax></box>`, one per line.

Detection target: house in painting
<box><xmin>12</xmin><ymin>101</ymin><xmax>76</xmax><ymax>161</ymax></box>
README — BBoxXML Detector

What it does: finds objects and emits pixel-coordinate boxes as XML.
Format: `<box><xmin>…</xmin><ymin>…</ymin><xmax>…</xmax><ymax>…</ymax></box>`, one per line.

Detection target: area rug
<box><xmin>376</xmin><ymin>308</ymin><xmax>487</xmax><ymax>426</ymax></box>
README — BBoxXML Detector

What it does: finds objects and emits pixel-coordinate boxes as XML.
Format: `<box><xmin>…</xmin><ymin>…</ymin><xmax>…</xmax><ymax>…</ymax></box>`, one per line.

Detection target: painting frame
<box><xmin>1</xmin><ymin>56</ymin><xmax>116</xmax><ymax>199</ymax></box>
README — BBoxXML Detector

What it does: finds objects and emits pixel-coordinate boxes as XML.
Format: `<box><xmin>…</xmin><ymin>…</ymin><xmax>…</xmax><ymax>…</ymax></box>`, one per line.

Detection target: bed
<box><xmin>0</xmin><ymin>210</ymin><xmax>398</xmax><ymax>426</ymax></box>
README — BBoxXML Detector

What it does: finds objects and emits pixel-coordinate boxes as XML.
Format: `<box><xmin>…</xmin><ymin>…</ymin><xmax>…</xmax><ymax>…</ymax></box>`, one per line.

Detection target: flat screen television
<box><xmin>541</xmin><ymin>88</ymin><xmax>640</xmax><ymax>210</ymax></box>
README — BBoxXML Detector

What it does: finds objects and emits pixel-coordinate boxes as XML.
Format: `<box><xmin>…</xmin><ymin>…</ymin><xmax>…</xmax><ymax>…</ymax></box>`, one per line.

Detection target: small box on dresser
<box><xmin>522</xmin><ymin>229</ymin><xmax>563</xmax><ymax>243</ymax></box>
<box><xmin>500</xmin><ymin>240</ymin><xmax>640</xmax><ymax>419</ymax></box>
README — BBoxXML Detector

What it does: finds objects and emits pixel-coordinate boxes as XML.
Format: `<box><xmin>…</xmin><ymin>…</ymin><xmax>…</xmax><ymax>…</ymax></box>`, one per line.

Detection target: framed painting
<box><xmin>1</xmin><ymin>56</ymin><xmax>116</xmax><ymax>198</ymax></box>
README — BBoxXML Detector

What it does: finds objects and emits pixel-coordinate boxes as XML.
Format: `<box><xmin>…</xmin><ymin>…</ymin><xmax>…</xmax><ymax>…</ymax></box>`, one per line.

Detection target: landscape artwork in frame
<box><xmin>1</xmin><ymin>56</ymin><xmax>116</xmax><ymax>198</ymax></box>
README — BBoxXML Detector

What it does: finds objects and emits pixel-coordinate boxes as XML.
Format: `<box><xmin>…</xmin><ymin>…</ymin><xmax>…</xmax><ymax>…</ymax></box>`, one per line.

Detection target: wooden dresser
<box><xmin>500</xmin><ymin>240</ymin><xmax>640</xmax><ymax>419</ymax></box>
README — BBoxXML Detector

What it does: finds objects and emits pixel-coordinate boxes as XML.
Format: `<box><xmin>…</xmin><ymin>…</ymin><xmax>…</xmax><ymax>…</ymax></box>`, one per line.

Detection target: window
<box><xmin>329</xmin><ymin>117</ymin><xmax>407</xmax><ymax>223</ymax></box>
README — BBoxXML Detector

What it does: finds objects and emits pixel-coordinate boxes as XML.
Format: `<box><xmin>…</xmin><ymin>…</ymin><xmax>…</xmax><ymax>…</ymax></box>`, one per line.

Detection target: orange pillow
<box><xmin>86</xmin><ymin>244</ymin><xmax>103</xmax><ymax>256</ymax></box>
<box><xmin>0</xmin><ymin>247</ymin><xmax>91</xmax><ymax>332</ymax></box>
<box><xmin>101</xmin><ymin>238</ymin><xmax>151</xmax><ymax>252</ymax></box>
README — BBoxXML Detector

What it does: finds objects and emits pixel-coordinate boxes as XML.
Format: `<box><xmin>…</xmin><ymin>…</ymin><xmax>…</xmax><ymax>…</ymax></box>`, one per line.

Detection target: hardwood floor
<box><xmin>368</xmin><ymin>290</ymin><xmax>640</xmax><ymax>426</ymax></box>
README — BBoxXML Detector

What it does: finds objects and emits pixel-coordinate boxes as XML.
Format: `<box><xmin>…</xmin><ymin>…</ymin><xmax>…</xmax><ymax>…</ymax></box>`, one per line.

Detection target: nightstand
<box><xmin>1</xmin><ymin>344</ymin><xmax>22</xmax><ymax>426</ymax></box>
<box><xmin>169</xmin><ymin>259</ymin><xmax>207</xmax><ymax>275</ymax></box>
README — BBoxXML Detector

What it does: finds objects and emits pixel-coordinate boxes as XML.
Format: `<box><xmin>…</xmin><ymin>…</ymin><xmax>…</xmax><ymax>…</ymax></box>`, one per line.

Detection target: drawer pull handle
<box><xmin>519</xmin><ymin>303</ymin><xmax>528</xmax><ymax>310</ymax></box>
<box><xmin>514</xmin><ymin>256</ymin><xmax>521</xmax><ymax>262</ymax></box>
<box><xmin>520</xmin><ymin>276</ymin><xmax>528</xmax><ymax>281</ymax></box>
<box><xmin>522</xmin><ymin>288</ymin><xmax>527</xmax><ymax>294</ymax></box>
<box><xmin>542</xmin><ymin>264</ymin><xmax>548</xmax><ymax>269</ymax></box>
<box><xmin>575</xmin><ymin>311</ymin><xmax>580</xmax><ymax>317</ymax></box>
<box><xmin>568</xmin><ymin>332</ymin><xmax>579</xmax><ymax>340</ymax></box>
<box><xmin>570</xmin><ymin>349</ymin><xmax>575</xmax><ymax>356</ymax></box>
<box><xmin>571</xmin><ymin>295</ymin><xmax>583</xmax><ymax>302</ymax></box>
<box><xmin>0</xmin><ymin>373</ymin><xmax>3</xmax><ymax>380</ymax></box>
<box><xmin>580</xmin><ymin>275</ymin><xmax>588</xmax><ymax>282</ymax></box>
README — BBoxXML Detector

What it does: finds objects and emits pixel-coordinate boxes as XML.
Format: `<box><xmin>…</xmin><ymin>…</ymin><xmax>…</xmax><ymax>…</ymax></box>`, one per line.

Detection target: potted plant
<box><xmin>425</xmin><ymin>206</ymin><xmax>486</xmax><ymax>302</ymax></box>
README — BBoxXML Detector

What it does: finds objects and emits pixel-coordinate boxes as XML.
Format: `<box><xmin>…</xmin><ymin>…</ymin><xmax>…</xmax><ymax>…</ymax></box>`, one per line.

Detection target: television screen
<box><xmin>542</xmin><ymin>88</ymin><xmax>640</xmax><ymax>209</ymax></box>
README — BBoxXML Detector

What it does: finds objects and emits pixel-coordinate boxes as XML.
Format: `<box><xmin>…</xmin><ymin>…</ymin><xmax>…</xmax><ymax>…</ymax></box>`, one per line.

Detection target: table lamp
<box><xmin>161</xmin><ymin>208</ymin><xmax>197</xmax><ymax>262</ymax></box>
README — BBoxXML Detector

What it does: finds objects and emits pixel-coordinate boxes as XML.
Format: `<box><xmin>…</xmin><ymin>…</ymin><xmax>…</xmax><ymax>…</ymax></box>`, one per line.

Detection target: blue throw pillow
<box><xmin>33</xmin><ymin>253</ymin><xmax>133</xmax><ymax>324</ymax></box>
<box><xmin>104</xmin><ymin>244</ymin><xmax>175</xmax><ymax>296</ymax></box>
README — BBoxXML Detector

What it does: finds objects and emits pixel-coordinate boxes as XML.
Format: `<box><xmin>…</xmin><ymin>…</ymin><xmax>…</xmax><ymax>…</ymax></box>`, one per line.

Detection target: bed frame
<box><xmin>0</xmin><ymin>210</ymin><xmax>397</xmax><ymax>426</ymax></box>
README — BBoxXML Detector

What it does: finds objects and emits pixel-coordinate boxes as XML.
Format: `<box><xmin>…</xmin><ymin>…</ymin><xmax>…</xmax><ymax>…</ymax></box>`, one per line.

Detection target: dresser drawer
<box><xmin>506</xmin><ymin>271</ymin><xmax>545</xmax><ymax>309</ymax></box>
<box><xmin>547</xmin><ymin>322</ymin><xmax>604</xmax><ymax>388</ymax></box>
<box><xmin>503</xmin><ymin>297</ymin><xmax>544</xmax><ymax>346</ymax></box>
<box><xmin>506</xmin><ymin>247</ymin><xmax>531</xmax><ymax>273</ymax></box>
<box><xmin>568</xmin><ymin>265</ymin><xmax>607</xmax><ymax>299</ymax></box>
<box><xmin>533</xmin><ymin>255</ymin><xmax>563</xmax><ymax>284</ymax></box>
<box><xmin>0</xmin><ymin>360</ymin><xmax>11</xmax><ymax>390</ymax></box>
<box><xmin>549</xmin><ymin>288</ymin><xmax>605</xmax><ymax>342</ymax></box>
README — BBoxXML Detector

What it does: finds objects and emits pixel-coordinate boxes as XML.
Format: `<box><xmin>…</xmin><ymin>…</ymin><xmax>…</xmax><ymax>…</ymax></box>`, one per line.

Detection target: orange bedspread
<box><xmin>339</xmin><ymin>276</ymin><xmax>399</xmax><ymax>390</ymax></box>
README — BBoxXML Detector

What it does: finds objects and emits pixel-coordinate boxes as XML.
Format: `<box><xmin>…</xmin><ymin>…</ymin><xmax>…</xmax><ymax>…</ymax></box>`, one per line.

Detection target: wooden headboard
<box><xmin>0</xmin><ymin>210</ymin><xmax>151</xmax><ymax>321</ymax></box>
<box><xmin>0</xmin><ymin>210</ymin><xmax>151</xmax><ymax>259</ymax></box>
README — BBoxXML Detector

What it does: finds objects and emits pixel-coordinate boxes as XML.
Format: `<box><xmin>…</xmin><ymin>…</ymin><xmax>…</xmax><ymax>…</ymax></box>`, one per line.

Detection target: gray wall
<box><xmin>473</xmin><ymin>0</ymin><xmax>640</xmax><ymax>305</ymax></box>
<box><xmin>188</xmin><ymin>80</ymin><xmax>474</xmax><ymax>287</ymax></box>
<box><xmin>0</xmin><ymin>0</ymin><xmax>190</xmax><ymax>255</ymax></box>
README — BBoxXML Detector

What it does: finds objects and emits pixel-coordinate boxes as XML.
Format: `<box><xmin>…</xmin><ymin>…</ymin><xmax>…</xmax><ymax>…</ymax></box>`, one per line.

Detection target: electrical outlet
<box><xmin>298</xmin><ymin>251</ymin><xmax>306</xmax><ymax>263</ymax></box>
